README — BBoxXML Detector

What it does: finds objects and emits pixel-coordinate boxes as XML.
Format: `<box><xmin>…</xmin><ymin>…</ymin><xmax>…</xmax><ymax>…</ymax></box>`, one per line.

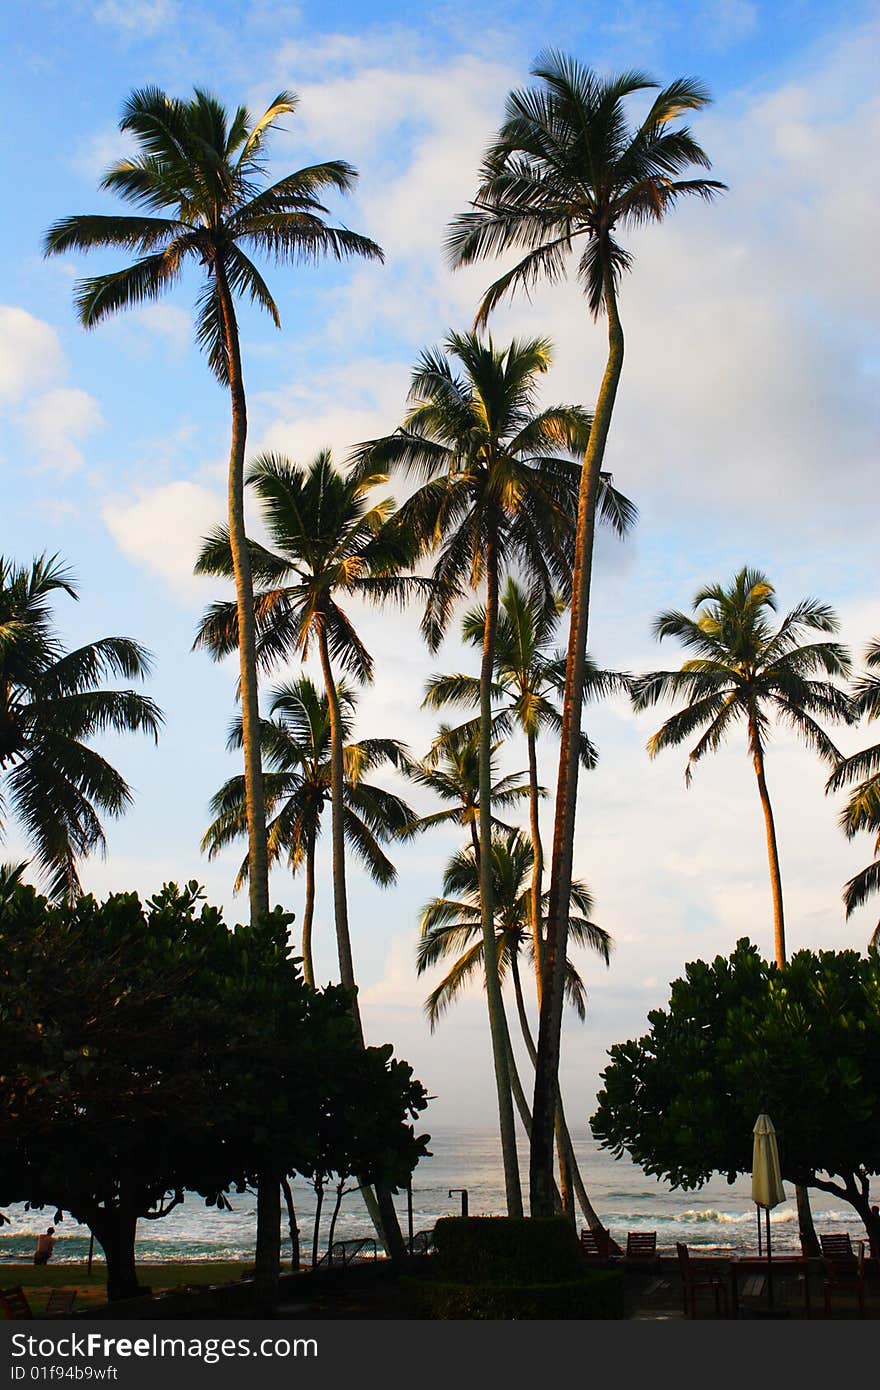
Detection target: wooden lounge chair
<box><xmin>0</xmin><ymin>1287</ymin><xmax>33</xmax><ymax>1320</ymax></box>
<box><xmin>676</xmin><ymin>1242</ymin><xmax>729</xmax><ymax>1319</ymax></box>
<box><xmin>625</xmin><ymin>1231</ymin><xmax>659</xmax><ymax>1269</ymax></box>
<box><xmin>580</xmin><ymin>1227</ymin><xmax>612</xmax><ymax>1261</ymax></box>
<box><xmin>819</xmin><ymin>1233</ymin><xmax>855</xmax><ymax>1260</ymax></box>
<box><xmin>822</xmin><ymin>1241</ymin><xmax>866</xmax><ymax>1318</ymax></box>
<box><xmin>44</xmin><ymin>1289</ymin><xmax>77</xmax><ymax>1317</ymax></box>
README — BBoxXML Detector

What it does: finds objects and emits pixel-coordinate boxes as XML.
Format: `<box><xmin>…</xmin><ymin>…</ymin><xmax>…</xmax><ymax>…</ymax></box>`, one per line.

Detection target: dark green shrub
<box><xmin>431</xmin><ymin>1216</ymin><xmax>582</xmax><ymax>1284</ymax></box>
<box><xmin>402</xmin><ymin>1270</ymin><xmax>624</xmax><ymax>1320</ymax></box>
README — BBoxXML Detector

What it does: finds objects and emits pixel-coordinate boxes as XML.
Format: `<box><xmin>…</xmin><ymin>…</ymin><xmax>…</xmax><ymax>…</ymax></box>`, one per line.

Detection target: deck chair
<box><xmin>625</xmin><ymin>1231</ymin><xmax>659</xmax><ymax>1269</ymax></box>
<box><xmin>44</xmin><ymin>1289</ymin><xmax>77</xmax><ymax>1317</ymax></box>
<box><xmin>822</xmin><ymin>1241</ymin><xmax>866</xmax><ymax>1318</ymax></box>
<box><xmin>819</xmin><ymin>1233</ymin><xmax>855</xmax><ymax>1260</ymax></box>
<box><xmin>676</xmin><ymin>1243</ymin><xmax>729</xmax><ymax>1319</ymax></box>
<box><xmin>580</xmin><ymin>1227</ymin><xmax>611</xmax><ymax>1261</ymax></box>
<box><xmin>0</xmin><ymin>1287</ymin><xmax>33</xmax><ymax>1320</ymax></box>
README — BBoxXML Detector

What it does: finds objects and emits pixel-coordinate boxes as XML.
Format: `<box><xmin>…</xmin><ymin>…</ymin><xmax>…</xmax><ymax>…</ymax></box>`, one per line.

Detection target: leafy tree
<box><xmin>827</xmin><ymin>639</ymin><xmax>880</xmax><ymax>949</ymax></box>
<box><xmin>447</xmin><ymin>52</ymin><xmax>724</xmax><ymax>1214</ymax></box>
<box><xmin>194</xmin><ymin>450</ymin><xmax>425</xmax><ymax>1259</ymax></box>
<box><xmin>203</xmin><ymin>677</ymin><xmax>415</xmax><ymax>985</ymax></box>
<box><xmin>354</xmin><ymin>330</ymin><xmax>629</xmax><ymax>1216</ymax></box>
<box><xmin>0</xmin><ymin>555</ymin><xmax>161</xmax><ymax>901</ymax></box>
<box><xmin>632</xmin><ymin>568</ymin><xmax>853</xmax><ymax>966</ymax></box>
<box><xmin>0</xmin><ymin>879</ymin><xmax>428</xmax><ymax>1300</ymax></box>
<box><xmin>591</xmin><ymin>939</ymin><xmax>880</xmax><ymax>1256</ymax></box>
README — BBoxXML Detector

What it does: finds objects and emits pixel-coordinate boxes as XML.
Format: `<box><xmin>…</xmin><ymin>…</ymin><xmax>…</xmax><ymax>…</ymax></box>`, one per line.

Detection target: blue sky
<box><xmin>2</xmin><ymin>0</ymin><xmax>879</xmax><ymax>1131</ymax></box>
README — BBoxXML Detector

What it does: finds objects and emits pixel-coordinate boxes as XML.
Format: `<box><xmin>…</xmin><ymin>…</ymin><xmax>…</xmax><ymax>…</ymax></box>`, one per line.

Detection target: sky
<box><xmin>2</xmin><ymin>0</ymin><xmax>879</xmax><ymax>1140</ymax></box>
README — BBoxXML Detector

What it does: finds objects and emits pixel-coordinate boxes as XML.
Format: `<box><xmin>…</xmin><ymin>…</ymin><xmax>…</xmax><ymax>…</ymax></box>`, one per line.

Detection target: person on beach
<box><xmin>34</xmin><ymin>1227</ymin><xmax>56</xmax><ymax>1265</ymax></box>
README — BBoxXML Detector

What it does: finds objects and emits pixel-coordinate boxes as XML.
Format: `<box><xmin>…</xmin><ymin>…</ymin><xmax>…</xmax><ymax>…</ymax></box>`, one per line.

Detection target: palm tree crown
<box><xmin>193</xmin><ymin>450</ymin><xmax>424</xmax><ymax>676</ymax></box>
<box><xmin>203</xmin><ymin>677</ymin><xmax>413</xmax><ymax>889</ymax></box>
<box><xmin>826</xmin><ymin>639</ymin><xmax>880</xmax><ymax>946</ymax></box>
<box><xmin>0</xmin><ymin>555</ymin><xmax>162</xmax><ymax>900</ymax></box>
<box><xmin>401</xmin><ymin>726</ymin><xmax>532</xmax><ymax>847</ymax></box>
<box><xmin>632</xmin><ymin>567</ymin><xmax>853</xmax><ymax>781</ymax></box>
<box><xmin>417</xmin><ymin>831</ymin><xmax>611</xmax><ymax>1028</ymax></box>
<box><xmin>351</xmin><ymin>330</ymin><xmax>634</xmax><ymax>647</ymax></box>
<box><xmin>448</xmin><ymin>52</ymin><xmax>725</xmax><ymax>321</ymax></box>
<box><xmin>43</xmin><ymin>87</ymin><xmax>382</xmax><ymax>379</ymax></box>
<box><xmin>203</xmin><ymin>676</ymin><xmax>413</xmax><ymax>984</ymax></box>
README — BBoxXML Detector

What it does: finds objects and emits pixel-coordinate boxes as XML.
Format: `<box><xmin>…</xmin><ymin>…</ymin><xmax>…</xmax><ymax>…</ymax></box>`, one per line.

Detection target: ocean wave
<box><xmin>678</xmin><ymin>1208</ymin><xmax>796</xmax><ymax>1225</ymax></box>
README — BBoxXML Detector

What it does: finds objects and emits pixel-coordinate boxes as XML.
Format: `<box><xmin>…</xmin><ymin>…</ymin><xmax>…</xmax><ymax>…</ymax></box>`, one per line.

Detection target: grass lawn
<box><xmin>0</xmin><ymin>1263</ymin><xmax>250</xmax><ymax>1314</ymax></box>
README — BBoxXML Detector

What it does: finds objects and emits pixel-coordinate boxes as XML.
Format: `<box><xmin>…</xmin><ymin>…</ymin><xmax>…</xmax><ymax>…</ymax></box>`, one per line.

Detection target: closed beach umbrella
<box><xmin>752</xmin><ymin>1113</ymin><xmax>785</xmax><ymax>1307</ymax></box>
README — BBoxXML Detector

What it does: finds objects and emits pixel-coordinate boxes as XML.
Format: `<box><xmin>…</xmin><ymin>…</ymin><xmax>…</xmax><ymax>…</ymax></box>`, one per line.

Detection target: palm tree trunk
<box><xmin>527</xmin><ymin>731</ymin><xmax>544</xmax><ymax>985</ymax></box>
<box><xmin>751</xmin><ymin>722</ymin><xmax>819</xmax><ymax>1254</ymax></box>
<box><xmin>213</xmin><ymin>259</ymin><xmax>269</xmax><ymax>926</ymax></box>
<box><xmin>280</xmin><ymin>1175</ymin><xmax>300</xmax><ymax>1270</ymax></box>
<box><xmin>214</xmin><ymin>255</ymin><xmax>275</xmax><ymax>1305</ymax></box>
<box><xmin>302</xmin><ymin>833</ymin><xmax>316</xmax><ymax>987</ymax></box>
<box><xmin>512</xmin><ymin>951</ymin><xmax>615</xmax><ymax>1240</ymax></box>
<box><xmin>750</xmin><ymin>729</ymin><xmax>786</xmax><ymax>966</ymax></box>
<box><xmin>317</xmin><ymin>621</ymin><xmax>357</xmax><ymax>1003</ymax></box>
<box><xmin>316</xmin><ymin>619</ymin><xmax>406</xmax><ymax>1261</ymax></box>
<box><xmin>480</xmin><ymin>528</ymin><xmax>523</xmax><ymax>1217</ymax></box>
<box><xmin>532</xmin><ymin>270</ymin><xmax>625</xmax><ymax>1217</ymax></box>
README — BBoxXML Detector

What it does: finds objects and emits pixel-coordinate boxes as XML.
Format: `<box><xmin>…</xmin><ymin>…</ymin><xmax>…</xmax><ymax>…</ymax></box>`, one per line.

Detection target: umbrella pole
<box><xmin>757</xmin><ymin>1205</ymin><xmax>762</xmax><ymax>1257</ymax></box>
<box><xmin>766</xmin><ymin>1208</ymin><xmax>773</xmax><ymax>1309</ymax></box>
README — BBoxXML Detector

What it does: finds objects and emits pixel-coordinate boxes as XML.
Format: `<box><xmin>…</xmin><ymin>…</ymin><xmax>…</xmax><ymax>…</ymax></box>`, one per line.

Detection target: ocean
<box><xmin>0</xmin><ymin>1128</ymin><xmax>867</xmax><ymax>1266</ymax></box>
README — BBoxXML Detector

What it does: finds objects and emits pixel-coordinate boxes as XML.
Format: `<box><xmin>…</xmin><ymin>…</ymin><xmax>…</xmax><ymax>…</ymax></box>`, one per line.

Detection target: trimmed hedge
<box><xmin>402</xmin><ymin>1271</ymin><xmax>625</xmax><ymax>1320</ymax></box>
<box><xmin>407</xmin><ymin>1217</ymin><xmax>624</xmax><ymax>1319</ymax></box>
<box><xmin>431</xmin><ymin>1216</ymin><xmax>582</xmax><ymax>1284</ymax></box>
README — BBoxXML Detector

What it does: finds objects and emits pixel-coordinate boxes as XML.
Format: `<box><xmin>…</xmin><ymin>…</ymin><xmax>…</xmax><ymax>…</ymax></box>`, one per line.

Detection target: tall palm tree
<box><xmin>202</xmin><ymin>676</ymin><xmax>415</xmax><ymax>985</ymax></box>
<box><xmin>194</xmin><ymin>450</ymin><xmax>423</xmax><ymax>1260</ymax></box>
<box><xmin>632</xmin><ymin>567</ymin><xmax>853</xmax><ymax>1256</ymax></box>
<box><xmin>447</xmin><ymin>52</ymin><xmax>724</xmax><ymax>1213</ymax></box>
<box><xmin>826</xmin><ymin>639</ymin><xmax>880</xmax><ymax>950</ymax></box>
<box><xmin>423</xmin><ymin>579</ymin><xmax>629</xmax><ymax>1225</ymax></box>
<box><xmin>0</xmin><ymin>555</ymin><xmax>162</xmax><ymax>900</ymax></box>
<box><xmin>353</xmin><ymin>329</ymin><xmax>628</xmax><ymax>1216</ymax></box>
<box><xmin>44</xmin><ymin>87</ymin><xmax>382</xmax><ymax>939</ymax></box>
<box><xmin>632</xmin><ymin>568</ymin><xmax>853</xmax><ymax>963</ymax></box>
<box><xmin>418</xmin><ymin>832</ymin><xmax>610</xmax><ymax>1209</ymax></box>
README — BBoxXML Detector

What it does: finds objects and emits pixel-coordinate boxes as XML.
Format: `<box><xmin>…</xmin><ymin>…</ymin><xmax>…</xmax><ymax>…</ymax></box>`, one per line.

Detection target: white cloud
<box><xmin>102</xmin><ymin>480</ymin><xmax>225</xmax><ymax>600</ymax></box>
<box><xmin>133</xmin><ymin>304</ymin><xmax>192</xmax><ymax>353</ymax></box>
<box><xmin>92</xmin><ymin>0</ymin><xmax>175</xmax><ymax>33</ymax></box>
<box><xmin>22</xmin><ymin>387</ymin><xmax>104</xmax><ymax>476</ymax></box>
<box><xmin>0</xmin><ymin>307</ymin><xmax>65</xmax><ymax>403</ymax></box>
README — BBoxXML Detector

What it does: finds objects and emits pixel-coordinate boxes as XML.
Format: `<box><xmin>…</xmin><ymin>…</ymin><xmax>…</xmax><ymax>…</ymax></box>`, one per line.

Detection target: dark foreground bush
<box><xmin>402</xmin><ymin>1270</ymin><xmax>624</xmax><ymax>1320</ymax></box>
<box><xmin>431</xmin><ymin>1216</ymin><xmax>582</xmax><ymax>1283</ymax></box>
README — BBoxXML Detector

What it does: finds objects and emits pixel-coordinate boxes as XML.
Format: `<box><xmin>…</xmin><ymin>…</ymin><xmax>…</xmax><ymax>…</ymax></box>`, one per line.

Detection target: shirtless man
<box><xmin>34</xmin><ymin>1227</ymin><xmax>56</xmax><ymax>1265</ymax></box>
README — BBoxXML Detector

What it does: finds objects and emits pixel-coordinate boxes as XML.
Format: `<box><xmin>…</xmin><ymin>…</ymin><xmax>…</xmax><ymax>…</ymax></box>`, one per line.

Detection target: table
<box><xmin>729</xmin><ymin>1255</ymin><xmax>813</xmax><ymax>1318</ymax></box>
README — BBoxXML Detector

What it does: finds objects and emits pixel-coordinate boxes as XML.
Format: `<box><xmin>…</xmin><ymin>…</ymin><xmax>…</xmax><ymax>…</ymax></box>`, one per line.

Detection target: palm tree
<box><xmin>424</xmin><ymin>577</ymin><xmax>630</xmax><ymax>979</ymax></box>
<box><xmin>0</xmin><ymin>555</ymin><xmax>162</xmax><ymax>901</ymax></box>
<box><xmin>447</xmin><ymin>52</ymin><xmax>725</xmax><ymax>1214</ymax></box>
<box><xmin>826</xmin><ymin>639</ymin><xmax>880</xmax><ymax>950</ymax></box>
<box><xmin>353</xmin><ymin>329</ymin><xmax>627</xmax><ymax>1216</ymax></box>
<box><xmin>632</xmin><ymin>567</ymin><xmax>853</xmax><ymax>1257</ymax></box>
<box><xmin>423</xmin><ymin>579</ymin><xmax>629</xmax><ymax>1225</ymax></box>
<box><xmin>632</xmin><ymin>568</ymin><xmax>853</xmax><ymax>964</ymax></box>
<box><xmin>194</xmin><ymin>450</ymin><xmax>424</xmax><ymax>1260</ymax></box>
<box><xmin>202</xmin><ymin>676</ymin><xmax>415</xmax><ymax>985</ymax></box>
<box><xmin>44</xmin><ymin>87</ymin><xmax>382</xmax><ymax>940</ymax></box>
<box><xmin>401</xmin><ymin>724</ymin><xmax>533</xmax><ymax>857</ymax></box>
<box><xmin>418</xmin><ymin>832</ymin><xmax>610</xmax><ymax>1210</ymax></box>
